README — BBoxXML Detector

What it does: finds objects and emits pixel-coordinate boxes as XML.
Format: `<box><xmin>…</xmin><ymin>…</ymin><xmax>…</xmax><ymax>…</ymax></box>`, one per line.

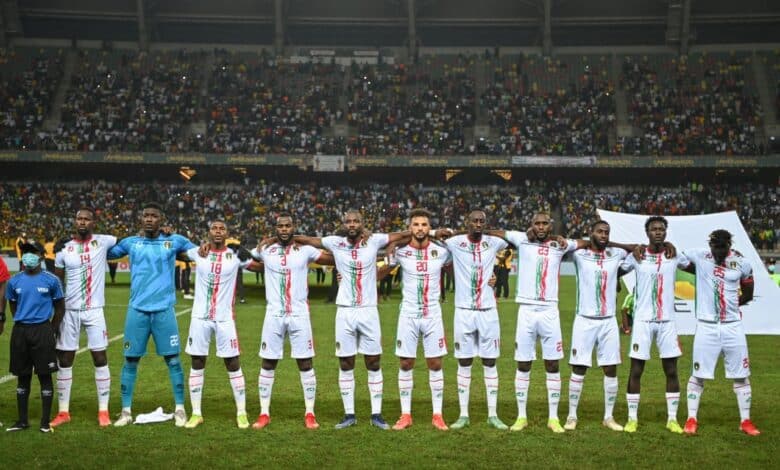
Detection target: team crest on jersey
<box><xmin>361</xmin><ymin>240</ymin><xmax>368</xmax><ymax>247</ymax></box>
<box><xmin>226</xmin><ymin>252</ymin><xmax>233</xmax><ymax>260</ymax></box>
<box><xmin>549</xmin><ymin>241</ymin><xmax>559</xmax><ymax>249</ymax></box>
<box><xmin>605</xmin><ymin>249</ymin><xmax>612</xmax><ymax>257</ymax></box>
<box><xmin>632</xmin><ymin>343</ymin><xmax>639</xmax><ymax>352</ymax></box>
<box><xmin>431</xmin><ymin>250</ymin><xmax>438</xmax><ymax>258</ymax></box>
<box><xmin>164</xmin><ymin>241</ymin><xmax>172</xmax><ymax>250</ymax></box>
<box><xmin>293</xmin><ymin>246</ymin><xmax>300</xmax><ymax>251</ymax></box>
<box><xmin>91</xmin><ymin>240</ymin><xmax>98</xmax><ymax>247</ymax></box>
<box><xmin>482</xmin><ymin>241</ymin><xmax>488</xmax><ymax>249</ymax></box>
<box><xmin>729</xmin><ymin>261</ymin><xmax>737</xmax><ymax>269</ymax></box>
<box><xmin>67</xmin><ymin>246</ymin><xmax>74</xmax><ymax>252</ymax></box>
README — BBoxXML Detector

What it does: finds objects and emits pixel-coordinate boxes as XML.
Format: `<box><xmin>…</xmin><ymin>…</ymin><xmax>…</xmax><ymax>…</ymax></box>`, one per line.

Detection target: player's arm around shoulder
<box><xmin>294</xmin><ymin>234</ymin><xmax>324</xmax><ymax>249</ymax></box>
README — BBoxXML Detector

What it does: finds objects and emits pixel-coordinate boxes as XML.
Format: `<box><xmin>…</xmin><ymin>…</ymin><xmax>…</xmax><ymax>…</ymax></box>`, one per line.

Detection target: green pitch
<box><xmin>0</xmin><ymin>274</ymin><xmax>776</xmax><ymax>468</ymax></box>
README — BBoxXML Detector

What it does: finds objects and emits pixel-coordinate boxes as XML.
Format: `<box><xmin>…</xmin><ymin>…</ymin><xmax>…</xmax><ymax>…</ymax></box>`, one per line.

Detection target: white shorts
<box><xmin>453</xmin><ymin>307</ymin><xmax>500</xmax><ymax>359</ymax></box>
<box><xmin>260</xmin><ymin>314</ymin><xmax>315</xmax><ymax>360</ymax></box>
<box><xmin>185</xmin><ymin>317</ymin><xmax>240</xmax><ymax>358</ymax></box>
<box><xmin>335</xmin><ymin>306</ymin><xmax>382</xmax><ymax>357</ymax></box>
<box><xmin>691</xmin><ymin>321</ymin><xmax>750</xmax><ymax>380</ymax></box>
<box><xmin>395</xmin><ymin>315</ymin><xmax>447</xmax><ymax>359</ymax></box>
<box><xmin>56</xmin><ymin>308</ymin><xmax>108</xmax><ymax>351</ymax></box>
<box><xmin>629</xmin><ymin>320</ymin><xmax>682</xmax><ymax>360</ymax></box>
<box><xmin>514</xmin><ymin>303</ymin><xmax>564</xmax><ymax>362</ymax></box>
<box><xmin>569</xmin><ymin>316</ymin><xmax>621</xmax><ymax>368</ymax></box>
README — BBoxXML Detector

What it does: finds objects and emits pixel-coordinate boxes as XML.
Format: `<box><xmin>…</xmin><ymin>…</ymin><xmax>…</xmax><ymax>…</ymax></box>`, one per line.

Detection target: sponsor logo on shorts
<box><xmin>632</xmin><ymin>343</ymin><xmax>639</xmax><ymax>352</ymax></box>
<box><xmin>261</xmin><ymin>342</ymin><xmax>266</xmax><ymax>351</ymax></box>
<box><xmin>335</xmin><ymin>341</ymin><xmax>341</xmax><ymax>351</ymax></box>
<box><xmin>693</xmin><ymin>362</ymin><xmax>700</xmax><ymax>370</ymax></box>
<box><xmin>514</xmin><ymin>342</ymin><xmax>518</xmax><ymax>351</ymax></box>
<box><xmin>124</xmin><ymin>341</ymin><xmax>130</xmax><ymax>350</ymax></box>
<box><xmin>454</xmin><ymin>342</ymin><xmax>460</xmax><ymax>351</ymax></box>
<box><xmin>188</xmin><ymin>337</ymin><xmax>193</xmax><ymax>345</ymax></box>
<box><xmin>572</xmin><ymin>348</ymin><xmax>577</xmax><ymax>357</ymax></box>
<box><xmin>397</xmin><ymin>340</ymin><xmax>402</xmax><ymax>348</ymax></box>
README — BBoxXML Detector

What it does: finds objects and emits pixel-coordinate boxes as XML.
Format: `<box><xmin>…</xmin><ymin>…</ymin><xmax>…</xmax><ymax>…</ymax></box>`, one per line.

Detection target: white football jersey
<box><xmin>622</xmin><ymin>250</ymin><xmax>689</xmax><ymax>322</ymax></box>
<box><xmin>505</xmin><ymin>231</ymin><xmax>576</xmax><ymax>305</ymax></box>
<box><xmin>682</xmin><ymin>248</ymin><xmax>753</xmax><ymax>323</ymax></box>
<box><xmin>445</xmin><ymin>234</ymin><xmax>508</xmax><ymax>310</ymax></box>
<box><xmin>572</xmin><ymin>247</ymin><xmax>629</xmax><ymax>318</ymax></box>
<box><xmin>252</xmin><ymin>243</ymin><xmax>322</xmax><ymax>317</ymax></box>
<box><xmin>322</xmin><ymin>233</ymin><xmax>389</xmax><ymax>307</ymax></box>
<box><xmin>187</xmin><ymin>247</ymin><xmax>250</xmax><ymax>321</ymax></box>
<box><xmin>395</xmin><ymin>241</ymin><xmax>451</xmax><ymax>317</ymax></box>
<box><xmin>55</xmin><ymin>234</ymin><xmax>117</xmax><ymax>310</ymax></box>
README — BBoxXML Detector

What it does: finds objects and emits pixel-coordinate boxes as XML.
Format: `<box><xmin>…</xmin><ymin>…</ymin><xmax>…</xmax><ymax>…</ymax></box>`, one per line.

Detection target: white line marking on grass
<box><xmin>0</xmin><ymin>307</ymin><xmax>192</xmax><ymax>385</ymax></box>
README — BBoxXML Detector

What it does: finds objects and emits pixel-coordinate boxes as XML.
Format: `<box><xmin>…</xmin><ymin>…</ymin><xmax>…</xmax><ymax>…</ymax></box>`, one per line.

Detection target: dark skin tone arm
<box><xmin>739</xmin><ymin>279</ymin><xmax>754</xmax><ymax>306</ymax></box>
<box><xmin>0</xmin><ymin>279</ymin><xmax>6</xmax><ymax>335</ymax></box>
<box><xmin>51</xmin><ymin>298</ymin><xmax>65</xmax><ymax>337</ymax></box>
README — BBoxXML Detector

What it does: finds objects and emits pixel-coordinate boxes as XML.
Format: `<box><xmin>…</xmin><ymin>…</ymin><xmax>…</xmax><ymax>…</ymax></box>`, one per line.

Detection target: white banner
<box><xmin>313</xmin><ymin>155</ymin><xmax>345</xmax><ymax>172</ymax></box>
<box><xmin>597</xmin><ymin>210</ymin><xmax>780</xmax><ymax>335</ymax></box>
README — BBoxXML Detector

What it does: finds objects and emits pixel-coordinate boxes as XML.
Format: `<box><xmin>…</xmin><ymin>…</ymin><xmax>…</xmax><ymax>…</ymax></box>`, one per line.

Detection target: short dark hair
<box><xmin>709</xmin><ymin>229</ymin><xmax>733</xmax><ymax>246</ymax></box>
<box><xmin>644</xmin><ymin>216</ymin><xmax>668</xmax><ymax>231</ymax></box>
<box><xmin>76</xmin><ymin>206</ymin><xmax>95</xmax><ymax>217</ymax></box>
<box><xmin>409</xmin><ymin>208</ymin><xmax>433</xmax><ymax>221</ymax></box>
<box><xmin>143</xmin><ymin>202</ymin><xmax>164</xmax><ymax>213</ymax></box>
<box><xmin>343</xmin><ymin>209</ymin><xmax>362</xmax><ymax>220</ymax></box>
<box><xmin>210</xmin><ymin>219</ymin><xmax>227</xmax><ymax>228</ymax></box>
<box><xmin>590</xmin><ymin>219</ymin><xmax>610</xmax><ymax>231</ymax></box>
<box><xmin>276</xmin><ymin>213</ymin><xmax>295</xmax><ymax>225</ymax></box>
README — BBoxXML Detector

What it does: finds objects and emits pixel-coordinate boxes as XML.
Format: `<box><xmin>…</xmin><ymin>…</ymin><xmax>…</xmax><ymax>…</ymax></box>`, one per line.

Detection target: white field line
<box><xmin>0</xmin><ymin>307</ymin><xmax>192</xmax><ymax>385</ymax></box>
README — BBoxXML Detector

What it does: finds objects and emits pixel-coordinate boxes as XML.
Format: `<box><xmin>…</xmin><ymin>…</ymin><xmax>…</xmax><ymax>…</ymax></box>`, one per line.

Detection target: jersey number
<box><xmin>416</xmin><ymin>261</ymin><xmax>427</xmax><ymax>272</ymax></box>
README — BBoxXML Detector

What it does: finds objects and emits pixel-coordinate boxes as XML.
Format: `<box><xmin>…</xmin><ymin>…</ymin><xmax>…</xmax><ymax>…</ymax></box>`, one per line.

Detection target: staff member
<box><xmin>5</xmin><ymin>242</ymin><xmax>64</xmax><ymax>433</ymax></box>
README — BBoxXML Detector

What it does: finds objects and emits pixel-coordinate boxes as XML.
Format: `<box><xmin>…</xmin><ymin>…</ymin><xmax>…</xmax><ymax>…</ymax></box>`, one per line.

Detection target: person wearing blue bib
<box><xmin>6</xmin><ymin>242</ymin><xmax>65</xmax><ymax>433</ymax></box>
<box><xmin>108</xmin><ymin>202</ymin><xmax>197</xmax><ymax>427</ymax></box>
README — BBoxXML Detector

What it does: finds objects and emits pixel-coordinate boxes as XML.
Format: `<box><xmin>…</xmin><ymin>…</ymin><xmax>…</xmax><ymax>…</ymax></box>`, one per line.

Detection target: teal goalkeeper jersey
<box><xmin>109</xmin><ymin>234</ymin><xmax>196</xmax><ymax>312</ymax></box>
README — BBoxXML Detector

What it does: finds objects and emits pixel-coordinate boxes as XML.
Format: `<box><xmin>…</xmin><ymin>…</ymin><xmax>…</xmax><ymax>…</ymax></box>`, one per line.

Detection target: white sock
<box><xmin>514</xmin><ymin>370</ymin><xmax>530</xmax><ymax>419</ymax></box>
<box><xmin>567</xmin><ymin>373</ymin><xmax>585</xmax><ymax>420</ymax></box>
<box><xmin>457</xmin><ymin>365</ymin><xmax>472</xmax><ymax>417</ymax></box>
<box><xmin>189</xmin><ymin>368</ymin><xmax>204</xmax><ymax>416</ymax></box>
<box><xmin>398</xmin><ymin>369</ymin><xmax>413</xmax><ymax>415</ymax></box>
<box><xmin>429</xmin><ymin>369</ymin><xmax>444</xmax><ymax>415</ymax></box>
<box><xmin>95</xmin><ymin>365</ymin><xmax>110</xmax><ymax>412</ymax></box>
<box><xmin>57</xmin><ymin>366</ymin><xmax>73</xmax><ymax>413</ymax></box>
<box><xmin>175</xmin><ymin>403</ymin><xmax>185</xmax><ymax>412</ymax></box>
<box><xmin>546</xmin><ymin>372</ymin><xmax>561</xmax><ymax>420</ymax></box>
<box><xmin>666</xmin><ymin>392</ymin><xmax>680</xmax><ymax>421</ymax></box>
<box><xmin>228</xmin><ymin>368</ymin><xmax>246</xmax><ymax>415</ymax></box>
<box><xmin>258</xmin><ymin>368</ymin><xmax>275</xmax><ymax>415</ymax></box>
<box><xmin>368</xmin><ymin>369</ymin><xmax>384</xmax><ymax>415</ymax></box>
<box><xmin>300</xmin><ymin>369</ymin><xmax>316</xmax><ymax>414</ymax></box>
<box><xmin>484</xmin><ymin>365</ymin><xmax>499</xmax><ymax>417</ymax></box>
<box><xmin>734</xmin><ymin>380</ymin><xmax>752</xmax><ymax>421</ymax></box>
<box><xmin>686</xmin><ymin>377</ymin><xmax>704</xmax><ymax>419</ymax></box>
<box><xmin>626</xmin><ymin>393</ymin><xmax>640</xmax><ymax>421</ymax></box>
<box><xmin>604</xmin><ymin>376</ymin><xmax>618</xmax><ymax>420</ymax></box>
<box><xmin>339</xmin><ymin>369</ymin><xmax>355</xmax><ymax>415</ymax></box>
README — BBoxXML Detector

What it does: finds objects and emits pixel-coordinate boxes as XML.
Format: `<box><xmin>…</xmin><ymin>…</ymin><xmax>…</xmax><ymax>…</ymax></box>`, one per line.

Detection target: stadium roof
<box><xmin>6</xmin><ymin>0</ymin><xmax>780</xmax><ymax>49</ymax></box>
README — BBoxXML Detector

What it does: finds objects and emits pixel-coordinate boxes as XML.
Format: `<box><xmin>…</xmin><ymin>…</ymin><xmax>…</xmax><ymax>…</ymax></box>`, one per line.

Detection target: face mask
<box><xmin>21</xmin><ymin>253</ymin><xmax>40</xmax><ymax>269</ymax></box>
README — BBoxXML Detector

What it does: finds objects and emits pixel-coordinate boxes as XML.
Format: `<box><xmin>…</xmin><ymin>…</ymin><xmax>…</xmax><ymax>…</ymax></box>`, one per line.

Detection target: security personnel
<box><xmin>5</xmin><ymin>242</ymin><xmax>65</xmax><ymax>432</ymax></box>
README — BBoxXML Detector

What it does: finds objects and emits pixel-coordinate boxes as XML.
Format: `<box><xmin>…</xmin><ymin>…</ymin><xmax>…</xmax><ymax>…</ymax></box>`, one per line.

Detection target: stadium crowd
<box><xmin>619</xmin><ymin>54</ymin><xmax>762</xmax><ymax>156</ymax></box>
<box><xmin>1</xmin><ymin>180</ymin><xmax>776</xmax><ymax>251</ymax></box>
<box><xmin>0</xmin><ymin>48</ymin><xmax>774</xmax><ymax>157</ymax></box>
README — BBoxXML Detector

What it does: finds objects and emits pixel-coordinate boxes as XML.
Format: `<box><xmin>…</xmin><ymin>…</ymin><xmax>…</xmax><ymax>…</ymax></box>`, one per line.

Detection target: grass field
<box><xmin>0</xmin><ymin>273</ymin><xmax>776</xmax><ymax>468</ymax></box>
